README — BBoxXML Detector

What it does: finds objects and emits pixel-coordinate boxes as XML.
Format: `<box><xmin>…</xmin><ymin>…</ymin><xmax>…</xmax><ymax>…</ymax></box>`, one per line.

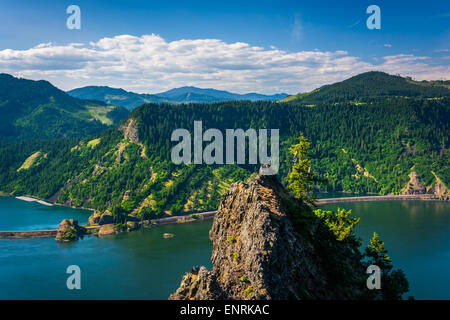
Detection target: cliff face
<box><xmin>401</xmin><ymin>172</ymin><xmax>426</xmax><ymax>195</ymax></box>
<box><xmin>55</xmin><ymin>219</ymin><xmax>86</xmax><ymax>242</ymax></box>
<box><xmin>402</xmin><ymin>171</ymin><xmax>449</xmax><ymax>200</ymax></box>
<box><xmin>169</xmin><ymin>174</ymin><xmax>367</xmax><ymax>300</ymax></box>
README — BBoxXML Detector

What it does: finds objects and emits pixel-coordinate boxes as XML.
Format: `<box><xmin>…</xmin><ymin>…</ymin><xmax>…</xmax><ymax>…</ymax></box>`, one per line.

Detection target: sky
<box><xmin>0</xmin><ymin>0</ymin><xmax>449</xmax><ymax>94</ymax></box>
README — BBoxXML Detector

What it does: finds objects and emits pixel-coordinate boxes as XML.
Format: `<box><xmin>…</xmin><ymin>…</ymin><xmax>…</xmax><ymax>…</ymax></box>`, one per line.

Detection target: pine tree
<box><xmin>365</xmin><ymin>232</ymin><xmax>409</xmax><ymax>299</ymax></box>
<box><xmin>314</xmin><ymin>208</ymin><xmax>360</xmax><ymax>243</ymax></box>
<box><xmin>365</xmin><ymin>232</ymin><xmax>392</xmax><ymax>270</ymax></box>
<box><xmin>286</xmin><ymin>133</ymin><xmax>320</xmax><ymax>206</ymax></box>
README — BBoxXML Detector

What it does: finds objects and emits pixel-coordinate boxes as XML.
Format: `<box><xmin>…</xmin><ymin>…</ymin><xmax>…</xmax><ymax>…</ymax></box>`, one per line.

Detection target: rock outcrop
<box><xmin>55</xmin><ymin>219</ymin><xmax>86</xmax><ymax>242</ymax></box>
<box><xmin>118</xmin><ymin>118</ymin><xmax>147</xmax><ymax>158</ymax></box>
<box><xmin>87</xmin><ymin>209</ymin><xmax>142</xmax><ymax>234</ymax></box>
<box><xmin>126</xmin><ymin>221</ymin><xmax>139</xmax><ymax>232</ymax></box>
<box><xmin>430</xmin><ymin>171</ymin><xmax>449</xmax><ymax>200</ymax></box>
<box><xmin>98</xmin><ymin>224</ymin><xmax>116</xmax><ymax>236</ymax></box>
<box><xmin>402</xmin><ymin>171</ymin><xmax>449</xmax><ymax>200</ymax></box>
<box><xmin>96</xmin><ymin>210</ymin><xmax>116</xmax><ymax>236</ymax></box>
<box><xmin>119</xmin><ymin>118</ymin><xmax>140</xmax><ymax>145</ymax></box>
<box><xmin>88</xmin><ymin>210</ymin><xmax>101</xmax><ymax>225</ymax></box>
<box><xmin>98</xmin><ymin>210</ymin><xmax>114</xmax><ymax>225</ymax></box>
<box><xmin>169</xmin><ymin>174</ymin><xmax>367</xmax><ymax>300</ymax></box>
<box><xmin>402</xmin><ymin>172</ymin><xmax>426</xmax><ymax>195</ymax></box>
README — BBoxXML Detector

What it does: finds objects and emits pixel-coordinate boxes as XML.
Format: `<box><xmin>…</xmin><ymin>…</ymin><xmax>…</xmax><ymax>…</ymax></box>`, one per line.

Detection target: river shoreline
<box><xmin>0</xmin><ymin>194</ymin><xmax>446</xmax><ymax>239</ymax></box>
<box><xmin>0</xmin><ymin>211</ymin><xmax>217</xmax><ymax>239</ymax></box>
<box><xmin>315</xmin><ymin>194</ymin><xmax>445</xmax><ymax>204</ymax></box>
<box><xmin>15</xmin><ymin>196</ymin><xmax>53</xmax><ymax>206</ymax></box>
<box><xmin>0</xmin><ymin>193</ymin><xmax>96</xmax><ymax>211</ymax></box>
<box><xmin>14</xmin><ymin>194</ymin><xmax>95</xmax><ymax>211</ymax></box>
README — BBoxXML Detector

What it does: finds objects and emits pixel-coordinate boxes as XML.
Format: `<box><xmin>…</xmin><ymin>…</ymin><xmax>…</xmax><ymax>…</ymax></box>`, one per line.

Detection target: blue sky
<box><xmin>0</xmin><ymin>0</ymin><xmax>448</xmax><ymax>94</ymax></box>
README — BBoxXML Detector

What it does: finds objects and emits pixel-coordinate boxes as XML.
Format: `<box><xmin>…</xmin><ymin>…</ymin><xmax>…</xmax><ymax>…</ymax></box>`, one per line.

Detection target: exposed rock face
<box><xmin>88</xmin><ymin>210</ymin><xmax>101</xmax><ymax>226</ymax></box>
<box><xmin>169</xmin><ymin>266</ymin><xmax>225</xmax><ymax>300</ymax></box>
<box><xmin>123</xmin><ymin>190</ymin><xmax>131</xmax><ymax>200</ymax></box>
<box><xmin>402</xmin><ymin>172</ymin><xmax>426</xmax><ymax>195</ymax></box>
<box><xmin>169</xmin><ymin>174</ymin><xmax>366</xmax><ymax>300</ymax></box>
<box><xmin>119</xmin><ymin>118</ymin><xmax>140</xmax><ymax>144</ymax></box>
<box><xmin>118</xmin><ymin>118</ymin><xmax>146</xmax><ymax>159</ymax></box>
<box><xmin>88</xmin><ymin>210</ymin><xmax>141</xmax><ymax>234</ymax></box>
<box><xmin>99</xmin><ymin>210</ymin><xmax>114</xmax><ymax>225</ymax></box>
<box><xmin>402</xmin><ymin>171</ymin><xmax>449</xmax><ymax>200</ymax></box>
<box><xmin>98</xmin><ymin>224</ymin><xmax>116</xmax><ymax>236</ymax></box>
<box><xmin>432</xmin><ymin>180</ymin><xmax>449</xmax><ymax>200</ymax></box>
<box><xmin>55</xmin><ymin>219</ymin><xmax>86</xmax><ymax>242</ymax></box>
<box><xmin>430</xmin><ymin>171</ymin><xmax>449</xmax><ymax>200</ymax></box>
<box><xmin>126</xmin><ymin>221</ymin><xmax>139</xmax><ymax>232</ymax></box>
<box><xmin>96</xmin><ymin>210</ymin><xmax>117</xmax><ymax>236</ymax></box>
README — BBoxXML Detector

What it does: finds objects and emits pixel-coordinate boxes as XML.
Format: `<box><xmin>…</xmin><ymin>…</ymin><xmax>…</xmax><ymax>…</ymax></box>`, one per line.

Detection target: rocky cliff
<box><xmin>402</xmin><ymin>171</ymin><xmax>449</xmax><ymax>200</ymax></box>
<box><xmin>169</xmin><ymin>173</ymin><xmax>369</xmax><ymax>300</ymax></box>
<box><xmin>55</xmin><ymin>219</ymin><xmax>86</xmax><ymax>242</ymax></box>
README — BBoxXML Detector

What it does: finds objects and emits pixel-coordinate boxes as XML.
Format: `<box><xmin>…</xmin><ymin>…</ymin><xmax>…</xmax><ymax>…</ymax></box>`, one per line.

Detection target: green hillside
<box><xmin>280</xmin><ymin>71</ymin><xmax>450</xmax><ymax>104</ymax></box>
<box><xmin>1</xmin><ymin>93</ymin><xmax>448</xmax><ymax>220</ymax></box>
<box><xmin>68</xmin><ymin>86</ymin><xmax>167</xmax><ymax>110</ymax></box>
<box><xmin>0</xmin><ymin>74</ymin><xmax>129</xmax><ymax>140</ymax></box>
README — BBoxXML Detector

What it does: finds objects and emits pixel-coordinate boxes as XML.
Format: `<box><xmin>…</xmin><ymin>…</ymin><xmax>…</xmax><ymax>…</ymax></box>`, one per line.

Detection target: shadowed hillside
<box><xmin>0</xmin><ymin>74</ymin><xmax>128</xmax><ymax>140</ymax></box>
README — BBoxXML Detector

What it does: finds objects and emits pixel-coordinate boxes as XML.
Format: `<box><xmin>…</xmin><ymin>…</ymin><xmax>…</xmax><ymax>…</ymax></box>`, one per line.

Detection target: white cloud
<box><xmin>384</xmin><ymin>44</ymin><xmax>392</xmax><ymax>48</ymax></box>
<box><xmin>0</xmin><ymin>34</ymin><xmax>448</xmax><ymax>94</ymax></box>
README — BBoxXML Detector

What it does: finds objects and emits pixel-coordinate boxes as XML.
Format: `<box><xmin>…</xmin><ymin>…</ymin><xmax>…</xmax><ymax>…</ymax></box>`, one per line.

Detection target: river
<box><xmin>0</xmin><ymin>197</ymin><xmax>90</xmax><ymax>231</ymax></box>
<box><xmin>0</xmin><ymin>197</ymin><xmax>448</xmax><ymax>299</ymax></box>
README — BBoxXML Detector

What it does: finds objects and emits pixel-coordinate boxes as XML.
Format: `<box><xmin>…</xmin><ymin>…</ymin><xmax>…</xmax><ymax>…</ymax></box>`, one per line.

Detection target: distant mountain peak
<box><xmin>68</xmin><ymin>85</ymin><xmax>288</xmax><ymax>109</ymax></box>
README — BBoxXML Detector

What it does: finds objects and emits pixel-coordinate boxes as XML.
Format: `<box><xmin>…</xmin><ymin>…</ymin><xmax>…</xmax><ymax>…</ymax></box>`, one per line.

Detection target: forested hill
<box><xmin>68</xmin><ymin>85</ymin><xmax>288</xmax><ymax>109</ymax></box>
<box><xmin>1</xmin><ymin>96</ymin><xmax>448</xmax><ymax>220</ymax></box>
<box><xmin>281</xmin><ymin>72</ymin><xmax>450</xmax><ymax>104</ymax></box>
<box><xmin>0</xmin><ymin>74</ymin><xmax>129</xmax><ymax>140</ymax></box>
<box><xmin>154</xmin><ymin>86</ymin><xmax>288</xmax><ymax>103</ymax></box>
<box><xmin>67</xmin><ymin>86</ymin><xmax>167</xmax><ymax>110</ymax></box>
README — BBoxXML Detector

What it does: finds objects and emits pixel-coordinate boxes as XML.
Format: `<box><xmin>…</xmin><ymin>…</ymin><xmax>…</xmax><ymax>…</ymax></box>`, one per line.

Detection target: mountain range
<box><xmin>68</xmin><ymin>85</ymin><xmax>288</xmax><ymax>109</ymax></box>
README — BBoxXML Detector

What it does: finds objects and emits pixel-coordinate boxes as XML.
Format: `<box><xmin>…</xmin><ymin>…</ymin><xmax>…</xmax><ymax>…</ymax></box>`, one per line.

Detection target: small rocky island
<box><xmin>55</xmin><ymin>208</ymin><xmax>142</xmax><ymax>241</ymax></box>
<box><xmin>55</xmin><ymin>219</ymin><xmax>86</xmax><ymax>242</ymax></box>
<box><xmin>169</xmin><ymin>173</ymin><xmax>407</xmax><ymax>300</ymax></box>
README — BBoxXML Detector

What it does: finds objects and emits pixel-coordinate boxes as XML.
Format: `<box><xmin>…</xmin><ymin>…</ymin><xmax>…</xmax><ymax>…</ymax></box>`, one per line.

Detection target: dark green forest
<box><xmin>1</xmin><ymin>93</ymin><xmax>448</xmax><ymax>219</ymax></box>
<box><xmin>281</xmin><ymin>71</ymin><xmax>450</xmax><ymax>104</ymax></box>
<box><xmin>0</xmin><ymin>73</ymin><xmax>129</xmax><ymax>140</ymax></box>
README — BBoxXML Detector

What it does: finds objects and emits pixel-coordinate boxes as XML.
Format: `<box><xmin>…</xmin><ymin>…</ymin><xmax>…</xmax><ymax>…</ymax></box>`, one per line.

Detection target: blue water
<box><xmin>0</xmin><ymin>197</ymin><xmax>449</xmax><ymax>299</ymax></box>
<box><xmin>314</xmin><ymin>191</ymin><xmax>374</xmax><ymax>199</ymax></box>
<box><xmin>320</xmin><ymin>200</ymin><xmax>450</xmax><ymax>300</ymax></box>
<box><xmin>0</xmin><ymin>222</ymin><xmax>213</xmax><ymax>299</ymax></box>
<box><xmin>0</xmin><ymin>197</ymin><xmax>90</xmax><ymax>230</ymax></box>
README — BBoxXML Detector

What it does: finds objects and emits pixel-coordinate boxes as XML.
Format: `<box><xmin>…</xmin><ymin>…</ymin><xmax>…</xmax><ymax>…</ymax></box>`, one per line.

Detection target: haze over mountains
<box><xmin>68</xmin><ymin>85</ymin><xmax>288</xmax><ymax>110</ymax></box>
